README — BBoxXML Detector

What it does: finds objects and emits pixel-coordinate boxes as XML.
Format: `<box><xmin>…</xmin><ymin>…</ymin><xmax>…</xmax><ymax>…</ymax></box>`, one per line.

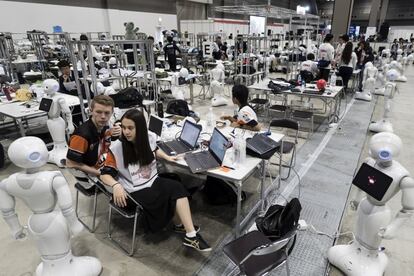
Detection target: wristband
<box><xmin>112</xmin><ymin>182</ymin><xmax>121</xmax><ymax>188</ymax></box>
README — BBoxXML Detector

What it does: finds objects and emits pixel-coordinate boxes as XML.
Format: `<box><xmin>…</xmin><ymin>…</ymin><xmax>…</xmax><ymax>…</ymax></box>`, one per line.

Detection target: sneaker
<box><xmin>183</xmin><ymin>234</ymin><xmax>212</xmax><ymax>252</ymax></box>
<box><xmin>173</xmin><ymin>224</ymin><xmax>200</xmax><ymax>234</ymax></box>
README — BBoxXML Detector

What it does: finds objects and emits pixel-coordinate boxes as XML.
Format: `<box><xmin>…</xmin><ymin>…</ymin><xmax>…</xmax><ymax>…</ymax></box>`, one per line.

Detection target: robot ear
<box><xmin>124</xmin><ymin>22</ymin><xmax>127</xmax><ymax>27</ymax></box>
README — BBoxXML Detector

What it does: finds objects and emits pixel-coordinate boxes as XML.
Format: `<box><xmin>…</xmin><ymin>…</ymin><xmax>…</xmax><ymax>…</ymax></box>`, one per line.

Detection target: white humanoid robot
<box><xmin>210</xmin><ymin>63</ymin><xmax>228</xmax><ymax>106</ymax></box>
<box><xmin>369</xmin><ymin>68</ymin><xmax>399</xmax><ymax>133</ymax></box>
<box><xmin>389</xmin><ymin>60</ymin><xmax>407</xmax><ymax>82</ymax></box>
<box><xmin>396</xmin><ymin>49</ymin><xmax>403</xmax><ymax>63</ymax></box>
<box><xmin>407</xmin><ymin>54</ymin><xmax>414</xmax><ymax>65</ymax></box>
<box><xmin>42</xmin><ymin>79</ymin><xmax>75</xmax><ymax>167</ymax></box>
<box><xmin>374</xmin><ymin>63</ymin><xmax>390</xmax><ymax>96</ymax></box>
<box><xmin>90</xmin><ymin>81</ymin><xmax>116</xmax><ymax>96</ymax></box>
<box><xmin>0</xmin><ymin>137</ymin><xmax>102</xmax><ymax>276</ymax></box>
<box><xmin>355</xmin><ymin>62</ymin><xmax>375</xmax><ymax>101</ymax></box>
<box><xmin>328</xmin><ymin>132</ymin><xmax>414</xmax><ymax>276</ymax></box>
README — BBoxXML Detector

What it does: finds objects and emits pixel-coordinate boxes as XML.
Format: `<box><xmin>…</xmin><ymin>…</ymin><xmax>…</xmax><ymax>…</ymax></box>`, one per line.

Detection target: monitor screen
<box><xmin>209</xmin><ymin>128</ymin><xmax>228</xmax><ymax>163</ymax></box>
<box><xmin>249</xmin><ymin>16</ymin><xmax>266</xmax><ymax>35</ymax></box>
<box><xmin>148</xmin><ymin>115</ymin><xmax>163</xmax><ymax>136</ymax></box>
<box><xmin>180</xmin><ymin>120</ymin><xmax>201</xmax><ymax>147</ymax></box>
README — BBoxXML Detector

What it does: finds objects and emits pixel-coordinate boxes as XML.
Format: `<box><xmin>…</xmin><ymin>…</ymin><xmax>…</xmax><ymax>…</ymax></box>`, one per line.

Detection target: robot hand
<box><xmin>66</xmin><ymin>123</ymin><xmax>75</xmax><ymax>135</ymax></box>
<box><xmin>69</xmin><ymin>219</ymin><xmax>84</xmax><ymax>237</ymax></box>
<box><xmin>13</xmin><ymin>226</ymin><xmax>28</xmax><ymax>241</ymax></box>
<box><xmin>378</xmin><ymin>210</ymin><xmax>412</xmax><ymax>240</ymax></box>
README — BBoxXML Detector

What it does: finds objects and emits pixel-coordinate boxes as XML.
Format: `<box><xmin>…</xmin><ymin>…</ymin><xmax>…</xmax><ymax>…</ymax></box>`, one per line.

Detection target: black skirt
<box><xmin>126</xmin><ymin>176</ymin><xmax>189</xmax><ymax>233</ymax></box>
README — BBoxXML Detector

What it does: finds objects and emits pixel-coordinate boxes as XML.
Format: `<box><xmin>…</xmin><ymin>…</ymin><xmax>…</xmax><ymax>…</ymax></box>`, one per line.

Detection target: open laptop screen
<box><xmin>149</xmin><ymin>115</ymin><xmax>163</xmax><ymax>136</ymax></box>
<box><xmin>180</xmin><ymin>120</ymin><xmax>201</xmax><ymax>148</ymax></box>
<box><xmin>352</xmin><ymin>163</ymin><xmax>393</xmax><ymax>201</ymax></box>
<box><xmin>209</xmin><ymin>128</ymin><xmax>228</xmax><ymax>163</ymax></box>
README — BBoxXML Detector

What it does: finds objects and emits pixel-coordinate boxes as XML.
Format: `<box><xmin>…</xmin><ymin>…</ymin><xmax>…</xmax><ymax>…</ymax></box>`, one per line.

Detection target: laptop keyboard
<box><xmin>169</xmin><ymin>140</ymin><xmax>191</xmax><ymax>153</ymax></box>
<box><xmin>186</xmin><ymin>151</ymin><xmax>218</xmax><ymax>171</ymax></box>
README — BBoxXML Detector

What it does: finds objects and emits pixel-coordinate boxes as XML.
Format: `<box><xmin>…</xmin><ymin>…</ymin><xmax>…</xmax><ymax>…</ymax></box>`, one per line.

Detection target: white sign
<box><xmin>202</xmin><ymin>42</ymin><xmax>213</xmax><ymax>58</ymax></box>
<box><xmin>366</xmin><ymin>27</ymin><xmax>377</xmax><ymax>37</ymax></box>
<box><xmin>296</xmin><ymin>5</ymin><xmax>306</xmax><ymax>15</ymax></box>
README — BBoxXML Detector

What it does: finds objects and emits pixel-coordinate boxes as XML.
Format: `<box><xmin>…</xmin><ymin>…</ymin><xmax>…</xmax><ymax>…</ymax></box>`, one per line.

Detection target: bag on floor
<box><xmin>256</xmin><ymin>198</ymin><xmax>301</xmax><ymax>241</ymax></box>
<box><xmin>202</xmin><ymin>176</ymin><xmax>246</xmax><ymax>205</ymax></box>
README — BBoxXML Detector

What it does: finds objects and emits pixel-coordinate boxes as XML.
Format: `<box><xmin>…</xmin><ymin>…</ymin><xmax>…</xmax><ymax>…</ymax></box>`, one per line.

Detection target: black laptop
<box><xmin>247</xmin><ymin>133</ymin><xmax>280</xmax><ymax>156</ymax></box>
<box><xmin>184</xmin><ymin>128</ymin><xmax>228</xmax><ymax>173</ymax></box>
<box><xmin>148</xmin><ymin>115</ymin><xmax>163</xmax><ymax>136</ymax></box>
<box><xmin>157</xmin><ymin>120</ymin><xmax>202</xmax><ymax>156</ymax></box>
<box><xmin>352</xmin><ymin>163</ymin><xmax>393</xmax><ymax>201</ymax></box>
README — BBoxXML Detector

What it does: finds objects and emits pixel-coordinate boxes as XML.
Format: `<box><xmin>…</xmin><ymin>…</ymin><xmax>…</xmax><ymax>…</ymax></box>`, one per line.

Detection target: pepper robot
<box><xmin>42</xmin><ymin>79</ymin><xmax>74</xmax><ymax>167</ymax></box>
<box><xmin>355</xmin><ymin>62</ymin><xmax>376</xmax><ymax>101</ymax></box>
<box><xmin>328</xmin><ymin>132</ymin><xmax>414</xmax><ymax>276</ymax></box>
<box><xmin>0</xmin><ymin>137</ymin><xmax>102</xmax><ymax>276</ymax></box>
<box><xmin>210</xmin><ymin>63</ymin><xmax>228</xmax><ymax>106</ymax></box>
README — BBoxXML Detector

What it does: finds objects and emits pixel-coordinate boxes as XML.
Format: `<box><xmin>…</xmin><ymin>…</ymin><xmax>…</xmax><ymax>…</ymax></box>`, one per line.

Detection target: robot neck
<box><xmin>378</xmin><ymin>160</ymin><xmax>393</xmax><ymax>168</ymax></box>
<box><xmin>25</xmin><ymin>168</ymin><xmax>40</xmax><ymax>174</ymax></box>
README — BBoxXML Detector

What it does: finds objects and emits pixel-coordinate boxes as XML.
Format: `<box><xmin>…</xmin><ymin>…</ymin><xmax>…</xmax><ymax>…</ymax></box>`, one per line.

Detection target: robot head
<box><xmin>179</xmin><ymin>68</ymin><xmax>189</xmax><ymax>79</ymax></box>
<box><xmin>369</xmin><ymin>132</ymin><xmax>402</xmax><ymax>162</ymax></box>
<box><xmin>408</xmin><ymin>54</ymin><xmax>414</xmax><ymax>62</ymax></box>
<box><xmin>397</xmin><ymin>49</ymin><xmax>403</xmax><ymax>55</ymax></box>
<box><xmin>8</xmin><ymin>137</ymin><xmax>48</xmax><ymax>169</ymax></box>
<box><xmin>365</xmin><ymin>62</ymin><xmax>373</xmax><ymax>68</ymax></box>
<box><xmin>386</xmin><ymin>68</ymin><xmax>400</xmax><ymax>81</ymax></box>
<box><xmin>42</xmin><ymin>79</ymin><xmax>59</xmax><ymax>96</ymax></box>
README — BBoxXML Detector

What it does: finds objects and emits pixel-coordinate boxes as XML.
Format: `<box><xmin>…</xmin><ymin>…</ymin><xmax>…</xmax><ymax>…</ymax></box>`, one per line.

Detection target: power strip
<box><xmin>298</xmin><ymin>219</ymin><xmax>308</xmax><ymax>230</ymax></box>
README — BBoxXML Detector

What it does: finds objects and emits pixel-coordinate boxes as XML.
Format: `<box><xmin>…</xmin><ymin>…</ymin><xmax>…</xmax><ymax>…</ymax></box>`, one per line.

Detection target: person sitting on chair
<box><xmin>300</xmin><ymin>53</ymin><xmax>319</xmax><ymax>81</ymax></box>
<box><xmin>220</xmin><ymin>84</ymin><xmax>261</xmax><ymax>131</ymax></box>
<box><xmin>100</xmin><ymin>109</ymin><xmax>211</xmax><ymax>252</ymax></box>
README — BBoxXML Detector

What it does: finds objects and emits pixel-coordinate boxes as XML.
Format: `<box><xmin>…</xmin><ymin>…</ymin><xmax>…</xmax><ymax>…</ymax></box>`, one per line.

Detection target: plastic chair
<box><xmin>107</xmin><ymin>193</ymin><xmax>143</xmax><ymax>256</ymax></box>
<box><xmin>267</xmin><ymin>93</ymin><xmax>288</xmax><ymax>119</ymax></box>
<box><xmin>223</xmin><ymin>229</ymin><xmax>297</xmax><ymax>276</ymax></box>
<box><xmin>270</xmin><ymin>119</ymin><xmax>299</xmax><ymax>180</ymax></box>
<box><xmin>300</xmin><ymin>70</ymin><xmax>314</xmax><ymax>83</ymax></box>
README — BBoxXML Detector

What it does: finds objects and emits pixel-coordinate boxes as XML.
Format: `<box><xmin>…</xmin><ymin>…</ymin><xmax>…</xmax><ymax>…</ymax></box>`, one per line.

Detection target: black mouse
<box><xmin>327</xmin><ymin>92</ymin><xmax>332</xmax><ymax>95</ymax></box>
<box><xmin>25</xmin><ymin>103</ymin><xmax>31</xmax><ymax>108</ymax></box>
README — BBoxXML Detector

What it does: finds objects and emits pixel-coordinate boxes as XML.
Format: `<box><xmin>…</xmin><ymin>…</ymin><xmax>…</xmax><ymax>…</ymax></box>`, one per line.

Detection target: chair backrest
<box><xmin>300</xmin><ymin>70</ymin><xmax>314</xmax><ymax>83</ymax></box>
<box><xmin>270</xmin><ymin>118</ymin><xmax>299</xmax><ymax>130</ymax></box>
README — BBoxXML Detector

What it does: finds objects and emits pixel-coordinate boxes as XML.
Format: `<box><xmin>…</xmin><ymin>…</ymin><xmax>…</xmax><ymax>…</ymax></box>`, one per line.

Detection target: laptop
<box><xmin>157</xmin><ymin>120</ymin><xmax>201</xmax><ymax>156</ymax></box>
<box><xmin>352</xmin><ymin>163</ymin><xmax>393</xmax><ymax>201</ymax></box>
<box><xmin>148</xmin><ymin>115</ymin><xmax>163</xmax><ymax>136</ymax></box>
<box><xmin>246</xmin><ymin>133</ymin><xmax>280</xmax><ymax>156</ymax></box>
<box><xmin>185</xmin><ymin>128</ymin><xmax>228</xmax><ymax>173</ymax></box>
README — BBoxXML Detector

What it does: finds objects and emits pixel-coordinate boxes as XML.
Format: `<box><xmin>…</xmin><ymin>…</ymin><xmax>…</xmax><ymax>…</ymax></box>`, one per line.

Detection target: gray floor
<box><xmin>1</xmin><ymin>68</ymin><xmax>414</xmax><ymax>276</ymax></box>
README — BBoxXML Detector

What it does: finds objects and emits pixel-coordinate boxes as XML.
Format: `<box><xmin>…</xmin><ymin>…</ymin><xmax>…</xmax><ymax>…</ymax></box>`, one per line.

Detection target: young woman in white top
<box><xmin>100</xmin><ymin>109</ymin><xmax>211</xmax><ymax>252</ymax></box>
<box><xmin>317</xmin><ymin>34</ymin><xmax>335</xmax><ymax>81</ymax></box>
<box><xmin>337</xmin><ymin>42</ymin><xmax>357</xmax><ymax>92</ymax></box>
<box><xmin>220</xmin><ymin>84</ymin><xmax>261</xmax><ymax>131</ymax></box>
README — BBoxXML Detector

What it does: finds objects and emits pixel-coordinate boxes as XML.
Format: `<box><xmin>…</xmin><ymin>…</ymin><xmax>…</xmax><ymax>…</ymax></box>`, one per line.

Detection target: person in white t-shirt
<box><xmin>100</xmin><ymin>109</ymin><xmax>211</xmax><ymax>252</ymax></box>
<box><xmin>300</xmin><ymin>53</ymin><xmax>319</xmax><ymax>81</ymax></box>
<box><xmin>317</xmin><ymin>34</ymin><xmax>335</xmax><ymax>81</ymax></box>
<box><xmin>334</xmin><ymin>34</ymin><xmax>350</xmax><ymax>65</ymax></box>
<box><xmin>220</xmin><ymin>84</ymin><xmax>261</xmax><ymax>131</ymax></box>
<box><xmin>337</xmin><ymin>41</ymin><xmax>357</xmax><ymax>92</ymax></box>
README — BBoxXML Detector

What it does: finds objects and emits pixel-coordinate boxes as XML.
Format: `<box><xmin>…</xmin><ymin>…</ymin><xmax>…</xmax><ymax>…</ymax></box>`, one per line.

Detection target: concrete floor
<box><xmin>328</xmin><ymin>66</ymin><xmax>414</xmax><ymax>276</ymax></box>
<box><xmin>1</xmin><ymin>67</ymin><xmax>414</xmax><ymax>276</ymax></box>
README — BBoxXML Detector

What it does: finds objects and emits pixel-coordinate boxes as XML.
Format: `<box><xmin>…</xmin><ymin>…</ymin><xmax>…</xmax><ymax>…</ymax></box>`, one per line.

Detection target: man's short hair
<box><xmin>57</xmin><ymin>60</ymin><xmax>70</xmax><ymax>68</ymax></box>
<box><xmin>307</xmin><ymin>53</ymin><xmax>315</xmax><ymax>60</ymax></box>
<box><xmin>90</xmin><ymin>95</ymin><xmax>114</xmax><ymax>110</ymax></box>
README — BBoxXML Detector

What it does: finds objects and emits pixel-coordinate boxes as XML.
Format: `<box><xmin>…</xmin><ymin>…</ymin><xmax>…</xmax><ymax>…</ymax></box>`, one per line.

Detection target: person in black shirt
<box><xmin>163</xmin><ymin>36</ymin><xmax>181</xmax><ymax>72</ymax></box>
<box><xmin>57</xmin><ymin>60</ymin><xmax>77</xmax><ymax>95</ymax></box>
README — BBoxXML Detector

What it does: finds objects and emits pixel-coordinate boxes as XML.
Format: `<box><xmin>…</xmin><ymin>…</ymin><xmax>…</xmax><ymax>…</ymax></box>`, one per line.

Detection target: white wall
<box><xmin>0</xmin><ymin>0</ymin><xmax>177</xmax><ymax>38</ymax></box>
<box><xmin>388</xmin><ymin>26</ymin><xmax>414</xmax><ymax>42</ymax></box>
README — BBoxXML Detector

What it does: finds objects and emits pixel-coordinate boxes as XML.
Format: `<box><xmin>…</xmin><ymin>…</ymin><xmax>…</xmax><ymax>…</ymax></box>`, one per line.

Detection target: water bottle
<box><xmin>206</xmin><ymin>107</ymin><xmax>215</xmax><ymax>133</ymax></box>
<box><xmin>301</xmin><ymin>79</ymin><xmax>306</xmax><ymax>91</ymax></box>
<box><xmin>297</xmin><ymin>74</ymin><xmax>302</xmax><ymax>86</ymax></box>
<box><xmin>330</xmin><ymin>73</ymin><xmax>337</xmax><ymax>87</ymax></box>
<box><xmin>233</xmin><ymin>134</ymin><xmax>246</xmax><ymax>167</ymax></box>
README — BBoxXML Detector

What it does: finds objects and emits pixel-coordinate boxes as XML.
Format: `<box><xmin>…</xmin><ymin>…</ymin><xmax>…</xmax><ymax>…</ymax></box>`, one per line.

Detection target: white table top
<box><xmin>162</xmin><ymin>122</ymin><xmax>284</xmax><ymax>182</ymax></box>
<box><xmin>0</xmin><ymin>93</ymin><xmax>82</xmax><ymax>119</ymax></box>
<box><xmin>248</xmin><ymin>78</ymin><xmax>343</xmax><ymax>98</ymax></box>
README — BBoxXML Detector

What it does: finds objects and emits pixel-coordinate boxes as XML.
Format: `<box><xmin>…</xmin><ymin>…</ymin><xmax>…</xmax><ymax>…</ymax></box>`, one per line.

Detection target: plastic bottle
<box><xmin>233</xmin><ymin>133</ymin><xmax>246</xmax><ymax>167</ymax></box>
<box><xmin>330</xmin><ymin>73</ymin><xmax>337</xmax><ymax>87</ymax></box>
<box><xmin>297</xmin><ymin>74</ymin><xmax>302</xmax><ymax>86</ymax></box>
<box><xmin>206</xmin><ymin>107</ymin><xmax>215</xmax><ymax>133</ymax></box>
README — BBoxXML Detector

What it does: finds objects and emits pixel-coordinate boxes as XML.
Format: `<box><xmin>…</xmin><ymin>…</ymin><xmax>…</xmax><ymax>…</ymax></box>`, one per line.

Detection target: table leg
<box><xmin>278</xmin><ymin>139</ymin><xmax>284</xmax><ymax>189</ymax></box>
<box><xmin>16</xmin><ymin>119</ymin><xmax>25</xmax><ymax>136</ymax></box>
<box><xmin>189</xmin><ymin>83</ymin><xmax>194</xmax><ymax>105</ymax></box>
<box><xmin>235</xmin><ymin>180</ymin><xmax>243</xmax><ymax>238</ymax></box>
<box><xmin>260</xmin><ymin>160</ymin><xmax>266</xmax><ymax>211</ymax></box>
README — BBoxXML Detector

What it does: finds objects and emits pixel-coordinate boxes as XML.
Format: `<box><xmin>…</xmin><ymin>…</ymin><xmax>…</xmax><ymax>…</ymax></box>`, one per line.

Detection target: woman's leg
<box><xmin>175</xmin><ymin>197</ymin><xmax>195</xmax><ymax>233</ymax></box>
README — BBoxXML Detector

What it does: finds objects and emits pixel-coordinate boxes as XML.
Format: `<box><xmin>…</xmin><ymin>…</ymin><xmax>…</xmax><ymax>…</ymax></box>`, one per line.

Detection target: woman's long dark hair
<box><xmin>341</xmin><ymin>42</ymin><xmax>353</xmax><ymax>65</ymax></box>
<box><xmin>120</xmin><ymin>109</ymin><xmax>154</xmax><ymax>168</ymax></box>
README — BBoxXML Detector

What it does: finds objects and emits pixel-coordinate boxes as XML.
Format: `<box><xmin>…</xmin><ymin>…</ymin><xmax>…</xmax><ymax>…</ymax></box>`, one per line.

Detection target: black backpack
<box><xmin>166</xmin><ymin>99</ymin><xmax>190</xmax><ymax>116</ymax></box>
<box><xmin>109</xmin><ymin>87</ymin><xmax>144</xmax><ymax>109</ymax></box>
<box><xmin>202</xmin><ymin>176</ymin><xmax>246</xmax><ymax>205</ymax></box>
<box><xmin>255</xmin><ymin>198</ymin><xmax>302</xmax><ymax>241</ymax></box>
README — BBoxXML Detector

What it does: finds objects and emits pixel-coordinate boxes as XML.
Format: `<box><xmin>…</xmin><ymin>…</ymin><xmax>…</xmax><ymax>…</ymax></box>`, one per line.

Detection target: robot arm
<box><xmin>379</xmin><ymin>176</ymin><xmax>414</xmax><ymax>239</ymax></box>
<box><xmin>57</xmin><ymin>97</ymin><xmax>75</xmax><ymax>134</ymax></box>
<box><xmin>52</xmin><ymin>174</ymin><xmax>84</xmax><ymax>236</ymax></box>
<box><xmin>0</xmin><ymin>180</ymin><xmax>26</xmax><ymax>239</ymax></box>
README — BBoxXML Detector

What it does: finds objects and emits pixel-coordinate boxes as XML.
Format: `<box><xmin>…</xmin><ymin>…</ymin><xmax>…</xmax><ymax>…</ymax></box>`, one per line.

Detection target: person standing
<box><xmin>163</xmin><ymin>36</ymin><xmax>181</xmax><ymax>72</ymax></box>
<box><xmin>337</xmin><ymin>42</ymin><xmax>357</xmax><ymax>92</ymax></box>
<box><xmin>317</xmin><ymin>34</ymin><xmax>335</xmax><ymax>81</ymax></box>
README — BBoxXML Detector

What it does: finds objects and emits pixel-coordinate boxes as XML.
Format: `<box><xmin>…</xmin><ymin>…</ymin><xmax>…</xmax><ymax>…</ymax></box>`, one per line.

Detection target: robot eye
<box><xmin>379</xmin><ymin>150</ymin><xmax>391</xmax><ymax>160</ymax></box>
<box><xmin>29</xmin><ymin>152</ymin><xmax>41</xmax><ymax>162</ymax></box>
